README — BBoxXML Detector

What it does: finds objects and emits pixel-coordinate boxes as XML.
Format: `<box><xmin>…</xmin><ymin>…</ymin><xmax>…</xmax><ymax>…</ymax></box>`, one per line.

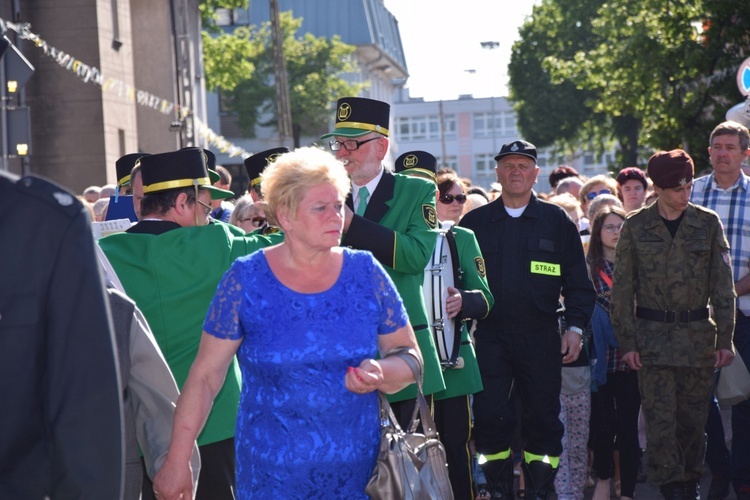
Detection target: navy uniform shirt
<box><xmin>460</xmin><ymin>194</ymin><xmax>595</xmax><ymax>333</ymax></box>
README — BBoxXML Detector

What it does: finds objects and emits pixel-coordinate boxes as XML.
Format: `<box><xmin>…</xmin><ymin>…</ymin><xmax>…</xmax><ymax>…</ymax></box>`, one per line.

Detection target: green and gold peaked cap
<box><xmin>394</xmin><ymin>150</ymin><xmax>438</xmax><ymax>183</ymax></box>
<box><xmin>321</xmin><ymin>97</ymin><xmax>390</xmax><ymax>139</ymax></box>
<box><xmin>116</xmin><ymin>153</ymin><xmax>149</xmax><ymax>187</ymax></box>
<box><xmin>140</xmin><ymin>148</ymin><xmax>233</xmax><ymax>200</ymax></box>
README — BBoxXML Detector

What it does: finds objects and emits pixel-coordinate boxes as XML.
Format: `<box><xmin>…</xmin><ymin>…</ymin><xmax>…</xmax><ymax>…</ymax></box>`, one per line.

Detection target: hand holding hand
<box><xmin>152</xmin><ymin>457</ymin><xmax>193</xmax><ymax>500</ymax></box>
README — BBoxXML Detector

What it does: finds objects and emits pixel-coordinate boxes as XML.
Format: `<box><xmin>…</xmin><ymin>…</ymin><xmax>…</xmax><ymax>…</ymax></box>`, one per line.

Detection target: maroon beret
<box><xmin>647</xmin><ymin>149</ymin><xmax>694</xmax><ymax>189</ymax></box>
<box><xmin>615</xmin><ymin>167</ymin><xmax>648</xmax><ymax>189</ymax></box>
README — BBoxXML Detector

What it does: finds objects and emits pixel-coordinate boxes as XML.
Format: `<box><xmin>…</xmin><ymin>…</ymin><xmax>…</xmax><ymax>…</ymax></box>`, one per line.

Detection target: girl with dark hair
<box><xmin>587</xmin><ymin>207</ymin><xmax>640</xmax><ymax>500</ymax></box>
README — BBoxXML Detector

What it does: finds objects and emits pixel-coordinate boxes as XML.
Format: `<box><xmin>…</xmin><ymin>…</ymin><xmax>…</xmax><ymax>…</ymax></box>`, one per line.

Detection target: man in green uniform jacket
<box><xmin>322</xmin><ymin>97</ymin><xmax>444</xmax><ymax>423</ymax></box>
<box><xmin>611</xmin><ymin>149</ymin><xmax>736</xmax><ymax>500</ymax></box>
<box><xmin>99</xmin><ymin>148</ymin><xmax>281</xmax><ymax>500</ymax></box>
<box><xmin>396</xmin><ymin>150</ymin><xmax>495</xmax><ymax>500</ymax></box>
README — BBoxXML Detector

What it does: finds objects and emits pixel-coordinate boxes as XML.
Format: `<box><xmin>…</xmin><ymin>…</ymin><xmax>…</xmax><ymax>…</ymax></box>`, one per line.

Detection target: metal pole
<box><xmin>269</xmin><ymin>0</ymin><xmax>292</xmax><ymax>147</ymax></box>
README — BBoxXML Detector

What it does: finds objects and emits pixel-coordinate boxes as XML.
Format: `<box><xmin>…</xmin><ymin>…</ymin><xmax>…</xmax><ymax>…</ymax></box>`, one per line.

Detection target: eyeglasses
<box><xmin>239</xmin><ymin>216</ymin><xmax>266</xmax><ymax>228</ymax></box>
<box><xmin>196</xmin><ymin>199</ymin><xmax>212</xmax><ymax>216</ymax></box>
<box><xmin>586</xmin><ymin>188</ymin><xmax>612</xmax><ymax>200</ymax></box>
<box><xmin>329</xmin><ymin>137</ymin><xmax>380</xmax><ymax>151</ymax></box>
<box><xmin>439</xmin><ymin>194</ymin><xmax>468</xmax><ymax>205</ymax></box>
<box><xmin>602</xmin><ymin>223</ymin><xmax>623</xmax><ymax>233</ymax></box>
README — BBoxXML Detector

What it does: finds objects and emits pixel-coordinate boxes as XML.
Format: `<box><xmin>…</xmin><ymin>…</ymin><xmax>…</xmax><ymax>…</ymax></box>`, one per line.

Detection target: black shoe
<box><xmin>683</xmin><ymin>480</ymin><xmax>699</xmax><ymax>500</ymax></box>
<box><xmin>480</xmin><ymin>458</ymin><xmax>514</xmax><ymax>499</ymax></box>
<box><xmin>659</xmin><ymin>481</ymin><xmax>685</xmax><ymax>500</ymax></box>
<box><xmin>521</xmin><ymin>461</ymin><xmax>557</xmax><ymax>500</ymax></box>
<box><xmin>707</xmin><ymin>475</ymin><xmax>730</xmax><ymax>500</ymax></box>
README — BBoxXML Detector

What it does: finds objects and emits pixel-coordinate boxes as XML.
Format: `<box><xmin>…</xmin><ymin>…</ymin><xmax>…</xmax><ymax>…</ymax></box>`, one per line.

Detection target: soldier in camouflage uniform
<box><xmin>611</xmin><ymin>149</ymin><xmax>736</xmax><ymax>500</ymax></box>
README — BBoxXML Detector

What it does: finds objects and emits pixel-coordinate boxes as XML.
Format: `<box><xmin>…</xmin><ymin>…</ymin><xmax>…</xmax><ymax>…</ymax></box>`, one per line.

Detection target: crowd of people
<box><xmin>5</xmin><ymin>94</ymin><xmax>750</xmax><ymax>500</ymax></box>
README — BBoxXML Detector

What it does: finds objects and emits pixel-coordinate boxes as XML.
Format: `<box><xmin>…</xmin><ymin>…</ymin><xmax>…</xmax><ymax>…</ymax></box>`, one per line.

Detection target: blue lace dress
<box><xmin>203</xmin><ymin>248</ymin><xmax>409</xmax><ymax>498</ymax></box>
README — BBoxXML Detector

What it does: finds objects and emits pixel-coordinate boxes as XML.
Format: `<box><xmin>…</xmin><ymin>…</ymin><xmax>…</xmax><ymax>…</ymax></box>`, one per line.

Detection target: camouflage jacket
<box><xmin>611</xmin><ymin>202</ymin><xmax>736</xmax><ymax>367</ymax></box>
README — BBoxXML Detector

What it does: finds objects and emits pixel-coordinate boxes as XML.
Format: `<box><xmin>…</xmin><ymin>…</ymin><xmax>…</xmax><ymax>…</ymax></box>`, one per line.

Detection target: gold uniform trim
<box><xmin>335</xmin><ymin>121</ymin><xmax>389</xmax><ymax>137</ymax></box>
<box><xmin>407</xmin><ymin>168</ymin><xmax>437</xmax><ymax>182</ymax></box>
<box><xmin>144</xmin><ymin>177</ymin><xmax>211</xmax><ymax>193</ymax></box>
<box><xmin>250</xmin><ymin>177</ymin><xmax>262</xmax><ymax>188</ymax></box>
<box><xmin>118</xmin><ymin>174</ymin><xmax>131</xmax><ymax>186</ymax></box>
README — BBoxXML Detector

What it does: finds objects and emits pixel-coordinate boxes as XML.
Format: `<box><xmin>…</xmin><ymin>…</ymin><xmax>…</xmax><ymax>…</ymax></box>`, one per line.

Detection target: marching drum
<box><xmin>423</xmin><ymin>221</ymin><xmax>464</xmax><ymax>369</ymax></box>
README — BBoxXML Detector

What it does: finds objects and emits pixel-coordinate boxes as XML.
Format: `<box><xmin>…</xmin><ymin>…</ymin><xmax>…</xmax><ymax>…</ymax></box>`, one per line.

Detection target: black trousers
<box><xmin>473</xmin><ymin>326</ymin><xmax>564</xmax><ymax>458</ymax></box>
<box><xmin>434</xmin><ymin>394</ymin><xmax>474</xmax><ymax>500</ymax></box>
<box><xmin>591</xmin><ymin>370</ymin><xmax>641</xmax><ymax>497</ymax></box>
<box><xmin>141</xmin><ymin>437</ymin><xmax>236</xmax><ymax>500</ymax></box>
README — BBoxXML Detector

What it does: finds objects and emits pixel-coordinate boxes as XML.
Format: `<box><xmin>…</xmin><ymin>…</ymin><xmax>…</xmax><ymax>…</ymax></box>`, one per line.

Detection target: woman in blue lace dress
<box><xmin>153</xmin><ymin>147</ymin><xmax>420</xmax><ymax>499</ymax></box>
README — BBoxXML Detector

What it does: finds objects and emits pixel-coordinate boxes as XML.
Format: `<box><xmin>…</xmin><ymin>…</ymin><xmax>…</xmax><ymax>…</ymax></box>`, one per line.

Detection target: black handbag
<box><xmin>365</xmin><ymin>348</ymin><xmax>454</xmax><ymax>499</ymax></box>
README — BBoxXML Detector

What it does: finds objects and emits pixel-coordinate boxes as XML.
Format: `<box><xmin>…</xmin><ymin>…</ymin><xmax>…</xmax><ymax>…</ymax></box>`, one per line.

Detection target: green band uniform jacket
<box><xmin>99</xmin><ymin>222</ymin><xmax>282</xmax><ymax>445</ymax></box>
<box><xmin>342</xmin><ymin>170</ymin><xmax>444</xmax><ymax>400</ymax></box>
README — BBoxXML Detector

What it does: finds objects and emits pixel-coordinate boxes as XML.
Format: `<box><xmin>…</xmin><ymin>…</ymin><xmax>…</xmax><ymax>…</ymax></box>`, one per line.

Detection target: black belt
<box><xmin>635</xmin><ymin>306</ymin><xmax>709</xmax><ymax>323</ymax></box>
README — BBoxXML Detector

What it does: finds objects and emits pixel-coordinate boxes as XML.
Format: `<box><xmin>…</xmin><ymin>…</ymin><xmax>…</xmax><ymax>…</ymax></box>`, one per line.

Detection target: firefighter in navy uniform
<box><xmin>0</xmin><ymin>171</ymin><xmax>124</xmax><ymax>499</ymax></box>
<box><xmin>396</xmin><ymin>150</ymin><xmax>494</xmax><ymax>500</ymax></box>
<box><xmin>460</xmin><ymin>140</ymin><xmax>595</xmax><ymax>500</ymax></box>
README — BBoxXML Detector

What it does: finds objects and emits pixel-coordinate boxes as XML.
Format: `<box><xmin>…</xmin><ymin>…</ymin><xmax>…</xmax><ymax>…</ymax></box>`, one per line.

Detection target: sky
<box><xmin>383</xmin><ymin>0</ymin><xmax>539</xmax><ymax>102</ymax></box>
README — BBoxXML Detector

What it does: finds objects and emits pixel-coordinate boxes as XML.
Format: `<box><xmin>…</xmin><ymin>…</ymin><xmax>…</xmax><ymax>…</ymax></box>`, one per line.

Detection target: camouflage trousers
<box><xmin>638</xmin><ymin>365</ymin><xmax>713</xmax><ymax>486</ymax></box>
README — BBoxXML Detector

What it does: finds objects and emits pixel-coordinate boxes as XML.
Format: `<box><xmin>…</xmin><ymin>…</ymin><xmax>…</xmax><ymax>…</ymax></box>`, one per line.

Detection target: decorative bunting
<box><xmin>0</xmin><ymin>17</ymin><xmax>252</xmax><ymax>158</ymax></box>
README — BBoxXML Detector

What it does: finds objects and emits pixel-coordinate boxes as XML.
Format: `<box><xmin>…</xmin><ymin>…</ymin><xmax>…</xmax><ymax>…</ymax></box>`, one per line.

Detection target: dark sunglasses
<box><xmin>586</xmin><ymin>188</ymin><xmax>612</xmax><ymax>200</ymax></box>
<box><xmin>439</xmin><ymin>194</ymin><xmax>467</xmax><ymax>205</ymax></box>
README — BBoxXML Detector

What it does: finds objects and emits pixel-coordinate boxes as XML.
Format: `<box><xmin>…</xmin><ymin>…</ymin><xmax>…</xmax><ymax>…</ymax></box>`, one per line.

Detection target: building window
<box><xmin>473</xmin><ymin>111</ymin><xmax>503</xmax><ymax>137</ymax></box>
<box><xmin>395</xmin><ymin>115</ymin><xmax>455</xmax><ymax>142</ymax></box>
<box><xmin>436</xmin><ymin>156</ymin><xmax>458</xmax><ymax>171</ymax></box>
<box><xmin>232</xmin><ymin>8</ymin><xmax>249</xmax><ymax>25</ymax></box>
<box><xmin>215</xmin><ymin>8</ymin><xmax>233</xmax><ymax>26</ymax></box>
<box><xmin>475</xmin><ymin>153</ymin><xmax>495</xmax><ymax>173</ymax></box>
<box><xmin>537</xmin><ymin>149</ymin><xmax>552</xmax><ymax>168</ymax></box>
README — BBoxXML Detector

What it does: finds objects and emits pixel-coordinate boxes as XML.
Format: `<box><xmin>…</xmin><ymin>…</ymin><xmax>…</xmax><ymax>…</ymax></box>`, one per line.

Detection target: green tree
<box><xmin>511</xmin><ymin>0</ymin><xmax>750</xmax><ymax>170</ymax></box>
<box><xmin>508</xmin><ymin>0</ymin><xmax>609</xmax><ymax>157</ymax></box>
<box><xmin>202</xmin><ymin>10</ymin><xmax>363</xmax><ymax>147</ymax></box>
<box><xmin>545</xmin><ymin>0</ymin><xmax>749</xmax><ymax>168</ymax></box>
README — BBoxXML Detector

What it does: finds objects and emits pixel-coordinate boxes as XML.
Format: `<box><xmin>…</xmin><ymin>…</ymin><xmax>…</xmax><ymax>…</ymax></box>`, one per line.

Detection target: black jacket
<box><xmin>0</xmin><ymin>171</ymin><xmax>123</xmax><ymax>499</ymax></box>
<box><xmin>460</xmin><ymin>195</ymin><xmax>595</xmax><ymax>333</ymax></box>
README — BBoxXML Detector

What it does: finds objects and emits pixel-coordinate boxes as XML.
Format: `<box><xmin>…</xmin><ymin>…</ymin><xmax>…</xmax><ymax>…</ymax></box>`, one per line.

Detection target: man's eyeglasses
<box><xmin>196</xmin><ymin>199</ymin><xmax>212</xmax><ymax>216</ymax></box>
<box><xmin>329</xmin><ymin>137</ymin><xmax>380</xmax><ymax>151</ymax></box>
<box><xmin>439</xmin><ymin>194</ymin><xmax>468</xmax><ymax>205</ymax></box>
<box><xmin>586</xmin><ymin>188</ymin><xmax>612</xmax><ymax>200</ymax></box>
<box><xmin>602</xmin><ymin>223</ymin><xmax>623</xmax><ymax>233</ymax></box>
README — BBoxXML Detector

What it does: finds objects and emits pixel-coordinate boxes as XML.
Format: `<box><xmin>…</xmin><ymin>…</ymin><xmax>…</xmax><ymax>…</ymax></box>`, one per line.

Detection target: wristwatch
<box><xmin>567</xmin><ymin>326</ymin><xmax>584</xmax><ymax>336</ymax></box>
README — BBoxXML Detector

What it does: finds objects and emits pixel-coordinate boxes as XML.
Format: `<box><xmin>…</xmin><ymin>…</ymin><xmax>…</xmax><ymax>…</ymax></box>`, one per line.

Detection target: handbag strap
<box><xmin>380</xmin><ymin>347</ymin><xmax>439</xmax><ymax>439</ymax></box>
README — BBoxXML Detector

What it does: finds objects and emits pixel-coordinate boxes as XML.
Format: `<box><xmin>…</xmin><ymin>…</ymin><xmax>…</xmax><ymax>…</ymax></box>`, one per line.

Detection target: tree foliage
<box><xmin>201</xmin><ymin>8</ymin><xmax>363</xmax><ymax>147</ymax></box>
<box><xmin>508</xmin><ymin>0</ymin><xmax>608</xmax><ymax>155</ymax></box>
<box><xmin>510</xmin><ymin>0</ymin><xmax>750</xmax><ymax>169</ymax></box>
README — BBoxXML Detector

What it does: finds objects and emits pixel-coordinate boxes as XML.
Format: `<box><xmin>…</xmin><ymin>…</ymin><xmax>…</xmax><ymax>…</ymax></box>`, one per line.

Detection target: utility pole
<box><xmin>481</xmin><ymin>41</ymin><xmax>500</xmax><ymax>156</ymax></box>
<box><xmin>269</xmin><ymin>0</ymin><xmax>292</xmax><ymax>147</ymax></box>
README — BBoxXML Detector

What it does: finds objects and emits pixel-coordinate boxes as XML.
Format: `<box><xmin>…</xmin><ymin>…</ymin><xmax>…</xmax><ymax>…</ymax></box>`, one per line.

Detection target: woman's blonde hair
<box><xmin>261</xmin><ymin>146</ymin><xmax>351</xmax><ymax>226</ymax></box>
<box><xmin>579</xmin><ymin>174</ymin><xmax>619</xmax><ymax>206</ymax></box>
